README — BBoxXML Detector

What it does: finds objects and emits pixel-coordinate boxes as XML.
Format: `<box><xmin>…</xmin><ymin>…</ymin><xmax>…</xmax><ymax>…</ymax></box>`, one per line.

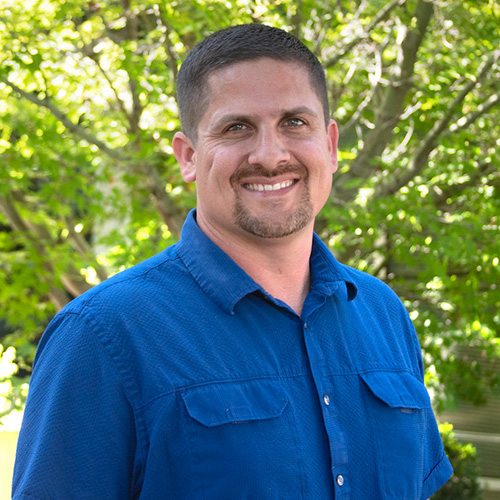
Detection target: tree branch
<box><xmin>331</xmin><ymin>0</ymin><xmax>434</xmax><ymax>204</ymax></box>
<box><xmin>312</xmin><ymin>0</ymin><xmax>338</xmax><ymax>54</ymax></box>
<box><xmin>324</xmin><ymin>0</ymin><xmax>407</xmax><ymax>68</ymax></box>
<box><xmin>63</xmin><ymin>216</ymin><xmax>110</xmax><ymax>283</ymax></box>
<box><xmin>289</xmin><ymin>0</ymin><xmax>303</xmax><ymax>38</ymax></box>
<box><xmin>83</xmin><ymin>45</ymin><xmax>132</xmax><ymax>123</ymax></box>
<box><xmin>127</xmin><ymin>77</ymin><xmax>143</xmax><ymax>136</ymax></box>
<box><xmin>0</xmin><ymin>192</ymin><xmax>101</xmax><ymax>299</ymax></box>
<box><xmin>156</xmin><ymin>5</ymin><xmax>179</xmax><ymax>87</ymax></box>
<box><xmin>115</xmin><ymin>1</ymin><xmax>143</xmax><ymax>136</ymax></box>
<box><xmin>431</xmin><ymin>160</ymin><xmax>495</xmax><ymax>207</ymax></box>
<box><xmin>375</xmin><ymin>51</ymin><xmax>499</xmax><ymax>198</ymax></box>
<box><xmin>3</xmin><ymin>79</ymin><xmax>185</xmax><ymax>237</ymax></box>
<box><xmin>447</xmin><ymin>92</ymin><xmax>500</xmax><ymax>135</ymax></box>
<box><xmin>340</xmin><ymin>43</ymin><xmax>385</xmax><ymax>132</ymax></box>
<box><xmin>0</xmin><ymin>196</ymin><xmax>71</xmax><ymax>310</ymax></box>
<box><xmin>121</xmin><ymin>0</ymin><xmax>137</xmax><ymax>41</ymax></box>
<box><xmin>2</xmin><ymin>79</ymin><xmax>128</xmax><ymax>162</ymax></box>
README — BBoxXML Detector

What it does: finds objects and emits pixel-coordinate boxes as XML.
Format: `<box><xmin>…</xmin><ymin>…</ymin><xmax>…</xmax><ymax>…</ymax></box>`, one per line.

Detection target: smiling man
<box><xmin>173</xmin><ymin>55</ymin><xmax>338</xmax><ymax>314</ymax></box>
<box><xmin>13</xmin><ymin>24</ymin><xmax>452</xmax><ymax>499</ymax></box>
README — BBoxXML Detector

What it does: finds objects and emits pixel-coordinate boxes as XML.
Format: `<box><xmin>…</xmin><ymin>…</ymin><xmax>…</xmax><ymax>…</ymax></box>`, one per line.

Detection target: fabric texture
<box><xmin>12</xmin><ymin>209</ymin><xmax>452</xmax><ymax>499</ymax></box>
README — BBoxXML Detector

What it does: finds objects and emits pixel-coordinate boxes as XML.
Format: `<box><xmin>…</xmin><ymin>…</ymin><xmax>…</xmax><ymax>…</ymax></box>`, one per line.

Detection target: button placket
<box><xmin>301</xmin><ymin>312</ymin><xmax>349</xmax><ymax>495</ymax></box>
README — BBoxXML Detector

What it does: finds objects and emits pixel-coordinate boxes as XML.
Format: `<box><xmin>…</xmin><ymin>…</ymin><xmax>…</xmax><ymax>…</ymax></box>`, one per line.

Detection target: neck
<box><xmin>198</xmin><ymin>218</ymin><xmax>314</xmax><ymax>315</ymax></box>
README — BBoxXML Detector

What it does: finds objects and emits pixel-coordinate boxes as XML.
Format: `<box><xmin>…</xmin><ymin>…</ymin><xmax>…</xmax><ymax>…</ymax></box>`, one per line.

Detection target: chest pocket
<box><xmin>181</xmin><ymin>379</ymin><xmax>305</xmax><ymax>499</ymax></box>
<box><xmin>182</xmin><ymin>379</ymin><xmax>288</xmax><ymax>427</ymax></box>
<box><xmin>360</xmin><ymin>371</ymin><xmax>432</xmax><ymax>500</ymax></box>
<box><xmin>361</xmin><ymin>370</ymin><xmax>431</xmax><ymax>411</ymax></box>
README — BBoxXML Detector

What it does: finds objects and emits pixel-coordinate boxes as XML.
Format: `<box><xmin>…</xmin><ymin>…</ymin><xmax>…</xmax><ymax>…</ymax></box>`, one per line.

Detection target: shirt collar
<box><xmin>176</xmin><ymin>210</ymin><xmax>262</xmax><ymax>314</ymax></box>
<box><xmin>176</xmin><ymin>210</ymin><xmax>357</xmax><ymax>314</ymax></box>
<box><xmin>310</xmin><ymin>233</ymin><xmax>357</xmax><ymax>301</ymax></box>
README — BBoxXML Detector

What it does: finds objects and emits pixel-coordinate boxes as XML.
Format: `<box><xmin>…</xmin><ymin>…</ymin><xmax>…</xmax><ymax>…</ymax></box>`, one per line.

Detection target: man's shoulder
<box><xmin>339</xmin><ymin>262</ymin><xmax>398</xmax><ymax>297</ymax></box>
<box><xmin>335</xmin><ymin>263</ymin><xmax>422</xmax><ymax>372</ymax></box>
<box><xmin>36</xmin><ymin>243</ymin><xmax>193</xmax><ymax>361</ymax></box>
<box><xmin>313</xmin><ymin>235</ymin><xmax>399</xmax><ymax>304</ymax></box>
<box><xmin>64</xmin><ymin>243</ymin><xmax>186</xmax><ymax>316</ymax></box>
<box><xmin>337</xmin><ymin>262</ymin><xmax>409</xmax><ymax>318</ymax></box>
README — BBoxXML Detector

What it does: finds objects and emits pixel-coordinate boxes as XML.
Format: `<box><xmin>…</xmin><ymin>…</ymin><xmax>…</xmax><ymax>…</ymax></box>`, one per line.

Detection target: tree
<box><xmin>0</xmin><ymin>0</ymin><xmax>499</xmax><ymax>422</ymax></box>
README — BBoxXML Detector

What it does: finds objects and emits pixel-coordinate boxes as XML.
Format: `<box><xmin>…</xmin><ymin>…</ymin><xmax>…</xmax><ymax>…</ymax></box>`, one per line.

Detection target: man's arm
<box><xmin>12</xmin><ymin>313</ymin><xmax>140</xmax><ymax>499</ymax></box>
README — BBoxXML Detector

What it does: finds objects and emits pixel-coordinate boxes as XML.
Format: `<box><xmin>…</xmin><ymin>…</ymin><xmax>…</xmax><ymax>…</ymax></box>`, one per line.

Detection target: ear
<box><xmin>173</xmin><ymin>132</ymin><xmax>197</xmax><ymax>182</ymax></box>
<box><xmin>327</xmin><ymin>119</ymin><xmax>339</xmax><ymax>174</ymax></box>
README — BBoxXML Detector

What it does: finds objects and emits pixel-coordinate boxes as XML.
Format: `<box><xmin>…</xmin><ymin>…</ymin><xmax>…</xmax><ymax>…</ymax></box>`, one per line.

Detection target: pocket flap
<box><xmin>361</xmin><ymin>371</ymin><xmax>431</xmax><ymax>409</ymax></box>
<box><xmin>182</xmin><ymin>379</ymin><xmax>289</xmax><ymax>427</ymax></box>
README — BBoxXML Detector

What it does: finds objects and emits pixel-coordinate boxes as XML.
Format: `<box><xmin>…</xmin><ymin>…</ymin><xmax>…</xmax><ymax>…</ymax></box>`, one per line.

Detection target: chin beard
<box><xmin>232</xmin><ymin>189</ymin><xmax>313</xmax><ymax>239</ymax></box>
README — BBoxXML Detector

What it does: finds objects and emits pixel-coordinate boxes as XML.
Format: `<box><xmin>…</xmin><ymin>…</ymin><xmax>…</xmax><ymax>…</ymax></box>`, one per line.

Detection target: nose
<box><xmin>247</xmin><ymin>128</ymin><xmax>291</xmax><ymax>170</ymax></box>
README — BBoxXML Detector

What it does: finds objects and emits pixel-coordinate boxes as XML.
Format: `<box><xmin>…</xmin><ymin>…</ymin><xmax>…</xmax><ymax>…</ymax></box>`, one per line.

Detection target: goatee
<box><xmin>230</xmin><ymin>163</ymin><xmax>312</xmax><ymax>239</ymax></box>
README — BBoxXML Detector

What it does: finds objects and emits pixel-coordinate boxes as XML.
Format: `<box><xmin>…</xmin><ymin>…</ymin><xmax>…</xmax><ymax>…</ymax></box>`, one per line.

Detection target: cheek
<box><xmin>314</xmin><ymin>175</ymin><xmax>333</xmax><ymax>204</ymax></box>
<box><xmin>195</xmin><ymin>150</ymin><xmax>238</xmax><ymax>197</ymax></box>
<box><xmin>310</xmin><ymin>160</ymin><xmax>334</xmax><ymax>209</ymax></box>
<box><xmin>210</xmin><ymin>148</ymin><xmax>244</xmax><ymax>187</ymax></box>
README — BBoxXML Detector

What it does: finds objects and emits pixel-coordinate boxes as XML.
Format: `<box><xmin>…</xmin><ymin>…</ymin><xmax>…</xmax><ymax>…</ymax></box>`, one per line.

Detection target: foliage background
<box><xmin>0</xmin><ymin>0</ymin><xmax>499</xmax><ymax>440</ymax></box>
<box><xmin>434</xmin><ymin>423</ymin><xmax>483</xmax><ymax>500</ymax></box>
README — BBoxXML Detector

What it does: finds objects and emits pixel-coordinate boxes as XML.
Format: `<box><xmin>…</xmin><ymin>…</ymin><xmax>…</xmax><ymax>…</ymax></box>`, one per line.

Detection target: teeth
<box><xmin>245</xmin><ymin>180</ymin><xmax>294</xmax><ymax>192</ymax></box>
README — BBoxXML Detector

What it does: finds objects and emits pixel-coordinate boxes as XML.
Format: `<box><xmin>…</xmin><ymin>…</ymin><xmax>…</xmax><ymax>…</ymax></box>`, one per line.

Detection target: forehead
<box><xmin>201</xmin><ymin>58</ymin><xmax>320</xmax><ymax>119</ymax></box>
<box><xmin>206</xmin><ymin>57</ymin><xmax>312</xmax><ymax>93</ymax></box>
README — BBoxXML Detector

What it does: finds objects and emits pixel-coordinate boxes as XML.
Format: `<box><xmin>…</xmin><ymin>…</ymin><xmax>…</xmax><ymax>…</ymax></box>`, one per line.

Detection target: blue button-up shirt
<box><xmin>13</xmin><ymin>210</ymin><xmax>452</xmax><ymax>499</ymax></box>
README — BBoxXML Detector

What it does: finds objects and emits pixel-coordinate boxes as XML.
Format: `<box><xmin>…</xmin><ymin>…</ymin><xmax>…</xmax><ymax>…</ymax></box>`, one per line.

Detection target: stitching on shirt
<box><xmin>137</xmin><ymin>372</ymin><xmax>312</xmax><ymax>410</ymax></box>
<box><xmin>136</xmin><ymin>367</ymin><xmax>420</xmax><ymax>410</ymax></box>
<box><xmin>326</xmin><ymin>367</ymin><xmax>420</xmax><ymax>378</ymax></box>
<box><xmin>74</xmin><ymin>252</ymin><xmax>182</xmax><ymax>313</ymax></box>
<box><xmin>72</xmin><ymin>309</ymin><xmax>150</xmax><ymax>493</ymax></box>
<box><xmin>422</xmin><ymin>451</ymin><xmax>449</xmax><ymax>484</ymax></box>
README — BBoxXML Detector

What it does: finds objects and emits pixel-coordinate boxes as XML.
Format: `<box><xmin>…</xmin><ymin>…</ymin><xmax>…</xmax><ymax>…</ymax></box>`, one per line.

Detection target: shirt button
<box><xmin>323</xmin><ymin>394</ymin><xmax>330</xmax><ymax>406</ymax></box>
<box><xmin>336</xmin><ymin>475</ymin><xmax>344</xmax><ymax>486</ymax></box>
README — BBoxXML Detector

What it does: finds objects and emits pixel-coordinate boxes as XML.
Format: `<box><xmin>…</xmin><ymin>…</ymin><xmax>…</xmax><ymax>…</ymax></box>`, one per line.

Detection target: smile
<box><xmin>243</xmin><ymin>180</ymin><xmax>296</xmax><ymax>192</ymax></box>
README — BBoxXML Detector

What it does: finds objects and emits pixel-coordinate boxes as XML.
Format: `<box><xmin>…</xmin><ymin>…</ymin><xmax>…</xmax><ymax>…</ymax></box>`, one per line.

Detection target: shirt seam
<box><xmin>64</xmin><ymin>309</ymin><xmax>149</xmax><ymax>492</ymax></box>
<box><xmin>326</xmin><ymin>367</ymin><xmax>420</xmax><ymax>378</ymax></box>
<box><xmin>137</xmin><ymin>367</ymin><xmax>422</xmax><ymax>410</ymax></box>
<box><xmin>73</xmin><ymin>252</ymin><xmax>182</xmax><ymax>313</ymax></box>
<box><xmin>422</xmin><ymin>451</ymin><xmax>449</xmax><ymax>485</ymax></box>
<box><xmin>138</xmin><ymin>373</ymin><xmax>311</xmax><ymax>410</ymax></box>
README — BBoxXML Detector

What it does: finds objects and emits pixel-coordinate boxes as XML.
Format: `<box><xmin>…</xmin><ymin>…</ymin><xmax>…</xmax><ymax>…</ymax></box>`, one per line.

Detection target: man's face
<box><xmin>174</xmin><ymin>58</ymin><xmax>338</xmax><ymax>243</ymax></box>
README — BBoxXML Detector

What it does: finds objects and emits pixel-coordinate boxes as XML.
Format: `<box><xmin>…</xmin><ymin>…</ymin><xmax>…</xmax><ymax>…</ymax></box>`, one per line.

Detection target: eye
<box><xmin>226</xmin><ymin>123</ymin><xmax>248</xmax><ymax>132</ymax></box>
<box><xmin>284</xmin><ymin>117</ymin><xmax>306</xmax><ymax>127</ymax></box>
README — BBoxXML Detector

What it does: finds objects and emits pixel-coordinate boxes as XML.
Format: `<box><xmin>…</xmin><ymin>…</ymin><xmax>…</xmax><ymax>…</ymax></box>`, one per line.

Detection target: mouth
<box><xmin>243</xmin><ymin>179</ymin><xmax>297</xmax><ymax>192</ymax></box>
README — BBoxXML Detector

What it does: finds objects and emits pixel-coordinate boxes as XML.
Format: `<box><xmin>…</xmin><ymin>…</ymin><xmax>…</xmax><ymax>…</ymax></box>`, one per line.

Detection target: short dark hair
<box><xmin>176</xmin><ymin>24</ymin><xmax>330</xmax><ymax>142</ymax></box>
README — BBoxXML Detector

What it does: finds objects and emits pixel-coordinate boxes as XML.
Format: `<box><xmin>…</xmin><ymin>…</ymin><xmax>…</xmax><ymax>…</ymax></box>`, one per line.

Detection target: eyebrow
<box><xmin>281</xmin><ymin>106</ymin><xmax>320</xmax><ymax>119</ymax></box>
<box><xmin>210</xmin><ymin>106</ymin><xmax>320</xmax><ymax>131</ymax></box>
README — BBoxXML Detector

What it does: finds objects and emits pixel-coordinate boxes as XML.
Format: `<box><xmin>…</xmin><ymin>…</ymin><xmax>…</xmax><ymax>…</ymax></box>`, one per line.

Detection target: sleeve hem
<box><xmin>421</xmin><ymin>453</ymin><xmax>453</xmax><ymax>500</ymax></box>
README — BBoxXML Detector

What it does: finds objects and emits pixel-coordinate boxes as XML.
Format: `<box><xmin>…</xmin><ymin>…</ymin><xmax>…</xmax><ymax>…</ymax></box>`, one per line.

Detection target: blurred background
<box><xmin>1</xmin><ymin>0</ymin><xmax>499</xmax><ymax>497</ymax></box>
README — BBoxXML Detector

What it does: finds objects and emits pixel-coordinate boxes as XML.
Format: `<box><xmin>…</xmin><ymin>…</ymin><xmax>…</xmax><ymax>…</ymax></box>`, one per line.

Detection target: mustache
<box><xmin>230</xmin><ymin>163</ymin><xmax>308</xmax><ymax>186</ymax></box>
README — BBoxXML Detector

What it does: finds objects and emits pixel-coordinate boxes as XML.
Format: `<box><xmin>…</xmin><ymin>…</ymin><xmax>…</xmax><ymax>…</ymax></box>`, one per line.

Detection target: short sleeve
<box><xmin>12</xmin><ymin>312</ymin><xmax>141</xmax><ymax>499</ymax></box>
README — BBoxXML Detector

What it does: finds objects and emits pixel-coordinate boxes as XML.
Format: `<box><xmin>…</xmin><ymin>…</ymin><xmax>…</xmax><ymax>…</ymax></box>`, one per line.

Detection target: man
<box><xmin>13</xmin><ymin>24</ymin><xmax>452</xmax><ymax>499</ymax></box>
